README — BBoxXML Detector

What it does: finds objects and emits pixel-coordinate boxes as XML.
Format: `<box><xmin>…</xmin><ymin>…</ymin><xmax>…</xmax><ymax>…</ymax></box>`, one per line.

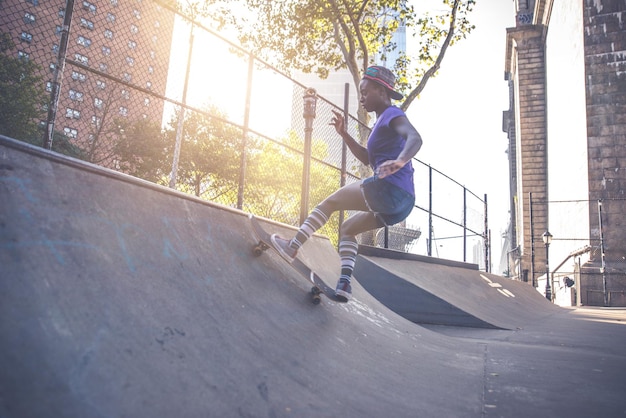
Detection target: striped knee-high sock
<box><xmin>289</xmin><ymin>207</ymin><xmax>330</xmax><ymax>250</ymax></box>
<box><xmin>338</xmin><ymin>238</ymin><xmax>359</xmax><ymax>283</ymax></box>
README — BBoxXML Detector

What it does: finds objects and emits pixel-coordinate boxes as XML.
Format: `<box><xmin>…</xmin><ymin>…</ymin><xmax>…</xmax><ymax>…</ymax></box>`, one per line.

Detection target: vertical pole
<box><xmin>529</xmin><ymin>192</ymin><xmax>536</xmax><ymax>287</ymax></box>
<box><xmin>338</xmin><ymin>83</ymin><xmax>349</xmax><ymax>234</ymax></box>
<box><xmin>428</xmin><ymin>165</ymin><xmax>433</xmax><ymax>257</ymax></box>
<box><xmin>44</xmin><ymin>0</ymin><xmax>75</xmax><ymax>149</ymax></box>
<box><xmin>598</xmin><ymin>199</ymin><xmax>608</xmax><ymax>306</ymax></box>
<box><xmin>169</xmin><ymin>23</ymin><xmax>194</xmax><ymax>189</ymax></box>
<box><xmin>484</xmin><ymin>193</ymin><xmax>489</xmax><ymax>272</ymax></box>
<box><xmin>462</xmin><ymin>187</ymin><xmax>467</xmax><ymax>262</ymax></box>
<box><xmin>545</xmin><ymin>239</ymin><xmax>551</xmax><ymax>300</ymax></box>
<box><xmin>300</xmin><ymin>89</ymin><xmax>317</xmax><ymax>225</ymax></box>
<box><xmin>237</xmin><ymin>53</ymin><xmax>254</xmax><ymax>210</ymax></box>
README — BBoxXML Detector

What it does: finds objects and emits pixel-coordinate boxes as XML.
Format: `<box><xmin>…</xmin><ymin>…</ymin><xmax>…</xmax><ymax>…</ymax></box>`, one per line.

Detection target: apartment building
<box><xmin>0</xmin><ymin>0</ymin><xmax>175</xmax><ymax>164</ymax></box>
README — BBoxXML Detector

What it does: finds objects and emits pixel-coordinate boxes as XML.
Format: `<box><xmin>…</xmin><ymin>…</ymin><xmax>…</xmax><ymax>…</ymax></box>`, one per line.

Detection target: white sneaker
<box><xmin>270</xmin><ymin>234</ymin><xmax>297</xmax><ymax>263</ymax></box>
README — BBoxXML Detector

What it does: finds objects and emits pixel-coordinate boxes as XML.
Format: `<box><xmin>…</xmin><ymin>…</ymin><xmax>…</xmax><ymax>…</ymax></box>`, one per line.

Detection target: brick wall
<box><xmin>584</xmin><ymin>0</ymin><xmax>626</xmax><ymax>263</ymax></box>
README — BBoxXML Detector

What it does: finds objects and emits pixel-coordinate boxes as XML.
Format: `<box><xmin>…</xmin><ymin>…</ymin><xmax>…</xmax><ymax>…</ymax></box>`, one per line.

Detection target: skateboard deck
<box><xmin>249</xmin><ymin>214</ymin><xmax>347</xmax><ymax>304</ymax></box>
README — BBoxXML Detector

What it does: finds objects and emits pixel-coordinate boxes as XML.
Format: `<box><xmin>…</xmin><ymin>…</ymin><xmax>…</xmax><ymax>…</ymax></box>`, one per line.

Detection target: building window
<box><xmin>119</xmin><ymin>107</ymin><xmax>128</xmax><ymax>116</ymax></box>
<box><xmin>58</xmin><ymin>8</ymin><xmax>65</xmax><ymax>18</ymax></box>
<box><xmin>91</xmin><ymin>116</ymin><xmax>101</xmax><ymax>128</ymax></box>
<box><xmin>126</xmin><ymin>56</ymin><xmax>135</xmax><ymax>66</ymax></box>
<box><xmin>26</xmin><ymin>0</ymin><xmax>39</xmax><ymax>5</ymax></box>
<box><xmin>107</xmin><ymin>13</ymin><xmax>116</xmax><ymax>23</ymax></box>
<box><xmin>46</xmin><ymin>82</ymin><xmax>53</xmax><ymax>92</ymax></box>
<box><xmin>49</xmin><ymin>62</ymin><xmax>56</xmax><ymax>71</ymax></box>
<box><xmin>69</xmin><ymin>89</ymin><xmax>84</xmax><ymax>102</ymax></box>
<box><xmin>20</xmin><ymin>32</ymin><xmax>33</xmax><ymax>43</ymax></box>
<box><xmin>80</xmin><ymin>18</ymin><xmax>94</xmax><ymax>30</ymax></box>
<box><xmin>55</xmin><ymin>25</ymin><xmax>63</xmax><ymax>35</ymax></box>
<box><xmin>18</xmin><ymin>51</ymin><xmax>30</xmax><ymax>61</ymax></box>
<box><xmin>146</xmin><ymin>81</ymin><xmax>152</xmax><ymax>90</ymax></box>
<box><xmin>148</xmin><ymin>65</ymin><xmax>154</xmax><ymax>74</ymax></box>
<box><xmin>23</xmin><ymin>13</ymin><xmax>36</xmax><ymax>24</ymax></box>
<box><xmin>74</xmin><ymin>53</ymin><xmax>88</xmax><ymax>64</ymax></box>
<box><xmin>111</xmin><ymin>0</ymin><xmax>118</xmax><ymax>6</ymax></box>
<box><xmin>77</xmin><ymin>36</ymin><xmax>92</xmax><ymax>47</ymax></box>
<box><xmin>144</xmin><ymin>98</ymin><xmax>150</xmax><ymax>107</ymax></box>
<box><xmin>133</xmin><ymin>9</ymin><xmax>141</xmax><ymax>19</ymax></box>
<box><xmin>52</xmin><ymin>44</ymin><xmax>59</xmax><ymax>54</ymax></box>
<box><xmin>130</xmin><ymin>25</ymin><xmax>138</xmax><ymax>34</ymax></box>
<box><xmin>99</xmin><ymin>63</ymin><xmax>108</xmax><ymax>72</ymax></box>
<box><xmin>65</xmin><ymin>108</ymin><xmax>81</xmax><ymax>119</ymax></box>
<box><xmin>63</xmin><ymin>127</ymin><xmax>78</xmax><ymax>138</ymax></box>
<box><xmin>94</xmin><ymin>97</ymin><xmax>103</xmax><ymax>109</ymax></box>
<box><xmin>101</xmin><ymin>46</ymin><xmax>111</xmax><ymax>56</ymax></box>
<box><xmin>128</xmin><ymin>40</ymin><xmax>137</xmax><ymax>49</ymax></box>
<box><xmin>71</xmin><ymin>70</ymin><xmax>87</xmax><ymax>82</ymax></box>
<box><xmin>122</xmin><ymin>73</ymin><xmax>132</xmax><ymax>82</ymax></box>
<box><xmin>82</xmin><ymin>1</ymin><xmax>96</xmax><ymax>13</ymax></box>
<box><xmin>154</xmin><ymin>20</ymin><xmax>160</xmax><ymax>28</ymax></box>
<box><xmin>121</xmin><ymin>89</ymin><xmax>130</xmax><ymax>100</ymax></box>
<box><xmin>96</xmin><ymin>80</ymin><xmax>106</xmax><ymax>90</ymax></box>
<box><xmin>104</xmin><ymin>29</ymin><xmax>114</xmax><ymax>39</ymax></box>
<box><xmin>150</xmin><ymin>50</ymin><xmax>155</xmax><ymax>60</ymax></box>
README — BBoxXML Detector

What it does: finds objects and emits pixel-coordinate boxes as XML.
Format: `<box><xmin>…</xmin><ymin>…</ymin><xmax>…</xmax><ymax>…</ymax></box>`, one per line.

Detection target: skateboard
<box><xmin>249</xmin><ymin>214</ymin><xmax>347</xmax><ymax>304</ymax></box>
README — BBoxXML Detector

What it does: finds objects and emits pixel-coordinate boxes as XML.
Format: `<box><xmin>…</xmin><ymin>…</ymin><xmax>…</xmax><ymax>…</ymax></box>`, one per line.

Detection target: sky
<box><xmin>406</xmin><ymin>0</ymin><xmax>516</xmax><ymax>271</ymax></box>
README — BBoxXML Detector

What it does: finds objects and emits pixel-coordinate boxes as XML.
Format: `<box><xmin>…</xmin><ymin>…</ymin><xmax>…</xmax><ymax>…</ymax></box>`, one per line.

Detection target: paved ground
<box><xmin>1</xmin><ymin>135</ymin><xmax>625</xmax><ymax>418</ymax></box>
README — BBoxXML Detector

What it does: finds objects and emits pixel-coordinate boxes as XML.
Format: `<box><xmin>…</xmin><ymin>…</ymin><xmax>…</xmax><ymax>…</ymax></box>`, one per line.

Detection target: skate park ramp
<box><xmin>0</xmin><ymin>136</ymin><xmax>487</xmax><ymax>417</ymax></box>
<box><xmin>3</xmin><ymin>135</ymin><xmax>626</xmax><ymax>418</ymax></box>
<box><xmin>354</xmin><ymin>247</ymin><xmax>560</xmax><ymax>330</ymax></box>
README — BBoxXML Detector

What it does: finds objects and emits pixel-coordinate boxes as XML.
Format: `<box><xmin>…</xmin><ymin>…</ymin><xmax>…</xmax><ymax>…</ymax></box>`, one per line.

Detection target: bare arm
<box><xmin>330</xmin><ymin>110</ymin><xmax>369</xmax><ymax>165</ymax></box>
<box><xmin>376</xmin><ymin>116</ymin><xmax>423</xmax><ymax>179</ymax></box>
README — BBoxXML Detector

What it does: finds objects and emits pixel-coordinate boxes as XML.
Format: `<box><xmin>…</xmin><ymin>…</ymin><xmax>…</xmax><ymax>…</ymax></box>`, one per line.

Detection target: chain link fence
<box><xmin>1</xmin><ymin>0</ymin><xmax>489</xmax><ymax>267</ymax></box>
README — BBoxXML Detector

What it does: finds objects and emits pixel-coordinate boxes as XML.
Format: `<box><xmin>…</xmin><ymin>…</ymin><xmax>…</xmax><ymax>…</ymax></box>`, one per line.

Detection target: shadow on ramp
<box><xmin>0</xmin><ymin>136</ymin><xmax>487</xmax><ymax>417</ymax></box>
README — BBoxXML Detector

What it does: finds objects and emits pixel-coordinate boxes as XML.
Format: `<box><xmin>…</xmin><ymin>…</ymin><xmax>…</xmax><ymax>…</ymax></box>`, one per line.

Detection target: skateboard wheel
<box><xmin>253</xmin><ymin>245</ymin><xmax>264</xmax><ymax>256</ymax></box>
<box><xmin>312</xmin><ymin>294</ymin><xmax>321</xmax><ymax>305</ymax></box>
<box><xmin>311</xmin><ymin>286</ymin><xmax>321</xmax><ymax>295</ymax></box>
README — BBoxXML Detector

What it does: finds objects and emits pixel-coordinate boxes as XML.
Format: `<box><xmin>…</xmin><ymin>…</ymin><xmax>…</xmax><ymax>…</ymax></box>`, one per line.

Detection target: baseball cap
<box><xmin>363</xmin><ymin>66</ymin><xmax>403</xmax><ymax>100</ymax></box>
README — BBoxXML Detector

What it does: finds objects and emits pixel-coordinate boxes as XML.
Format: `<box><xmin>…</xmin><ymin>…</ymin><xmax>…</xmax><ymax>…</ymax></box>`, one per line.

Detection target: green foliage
<box><xmin>0</xmin><ymin>31</ymin><xmax>47</xmax><ymax>142</ymax></box>
<box><xmin>213</xmin><ymin>0</ymin><xmax>476</xmax><ymax>114</ymax></box>
<box><xmin>164</xmin><ymin>105</ymin><xmax>244</xmax><ymax>199</ymax></box>
<box><xmin>114</xmin><ymin>118</ymin><xmax>170</xmax><ymax>183</ymax></box>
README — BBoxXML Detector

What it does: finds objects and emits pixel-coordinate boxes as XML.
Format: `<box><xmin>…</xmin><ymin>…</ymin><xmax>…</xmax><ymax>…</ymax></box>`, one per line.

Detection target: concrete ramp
<box><xmin>0</xmin><ymin>136</ymin><xmax>487</xmax><ymax>417</ymax></box>
<box><xmin>355</xmin><ymin>247</ymin><xmax>559</xmax><ymax>330</ymax></box>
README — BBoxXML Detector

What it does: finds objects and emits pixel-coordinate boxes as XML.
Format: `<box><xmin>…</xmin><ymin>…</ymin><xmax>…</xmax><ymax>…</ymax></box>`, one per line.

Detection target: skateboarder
<box><xmin>271</xmin><ymin>65</ymin><xmax>423</xmax><ymax>301</ymax></box>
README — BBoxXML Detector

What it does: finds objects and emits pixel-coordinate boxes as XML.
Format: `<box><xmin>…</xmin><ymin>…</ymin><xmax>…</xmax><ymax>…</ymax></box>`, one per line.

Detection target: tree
<box><xmin>216</xmin><ymin>0</ymin><xmax>475</xmax><ymax>128</ymax></box>
<box><xmin>164</xmin><ymin>105</ymin><xmax>244</xmax><ymax>200</ymax></box>
<box><xmin>114</xmin><ymin>118</ymin><xmax>170</xmax><ymax>183</ymax></box>
<box><xmin>0</xmin><ymin>31</ymin><xmax>47</xmax><ymax>142</ymax></box>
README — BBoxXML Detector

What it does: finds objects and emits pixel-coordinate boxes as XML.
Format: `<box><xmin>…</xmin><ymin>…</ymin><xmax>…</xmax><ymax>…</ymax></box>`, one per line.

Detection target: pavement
<box><xmin>1</xmin><ymin>135</ymin><xmax>625</xmax><ymax>418</ymax></box>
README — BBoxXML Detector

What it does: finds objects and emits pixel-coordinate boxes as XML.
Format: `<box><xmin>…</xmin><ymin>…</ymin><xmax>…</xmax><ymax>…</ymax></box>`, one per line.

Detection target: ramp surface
<box><xmin>355</xmin><ymin>247</ymin><xmax>559</xmax><ymax>330</ymax></box>
<box><xmin>0</xmin><ymin>137</ymin><xmax>485</xmax><ymax>417</ymax></box>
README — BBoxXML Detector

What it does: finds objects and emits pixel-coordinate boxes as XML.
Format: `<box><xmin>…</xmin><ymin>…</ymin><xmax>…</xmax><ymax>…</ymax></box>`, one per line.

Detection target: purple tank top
<box><xmin>367</xmin><ymin>106</ymin><xmax>415</xmax><ymax>196</ymax></box>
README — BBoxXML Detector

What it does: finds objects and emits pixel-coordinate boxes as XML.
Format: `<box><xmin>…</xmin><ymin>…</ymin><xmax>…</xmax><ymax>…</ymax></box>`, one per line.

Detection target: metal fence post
<box><xmin>428</xmin><ymin>165</ymin><xmax>433</xmax><ymax>257</ymax></box>
<box><xmin>237</xmin><ymin>52</ymin><xmax>254</xmax><ymax>210</ymax></box>
<box><xmin>169</xmin><ymin>22</ymin><xmax>194</xmax><ymax>189</ymax></box>
<box><xmin>44</xmin><ymin>0</ymin><xmax>74</xmax><ymax>150</ymax></box>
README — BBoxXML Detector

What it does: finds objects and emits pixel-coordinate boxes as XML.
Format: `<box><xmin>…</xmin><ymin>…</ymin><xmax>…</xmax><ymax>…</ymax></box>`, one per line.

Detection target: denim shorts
<box><xmin>360</xmin><ymin>176</ymin><xmax>415</xmax><ymax>226</ymax></box>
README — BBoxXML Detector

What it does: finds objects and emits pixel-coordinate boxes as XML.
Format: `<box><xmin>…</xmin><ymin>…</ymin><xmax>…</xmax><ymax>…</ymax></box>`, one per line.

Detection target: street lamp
<box><xmin>300</xmin><ymin>88</ymin><xmax>317</xmax><ymax>224</ymax></box>
<box><xmin>542</xmin><ymin>230</ymin><xmax>553</xmax><ymax>301</ymax></box>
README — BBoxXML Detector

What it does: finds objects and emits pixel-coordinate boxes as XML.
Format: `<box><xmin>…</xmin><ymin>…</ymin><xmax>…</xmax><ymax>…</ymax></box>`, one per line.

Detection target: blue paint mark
<box><xmin>0</xmin><ymin>176</ymin><xmax>39</xmax><ymax>203</ymax></box>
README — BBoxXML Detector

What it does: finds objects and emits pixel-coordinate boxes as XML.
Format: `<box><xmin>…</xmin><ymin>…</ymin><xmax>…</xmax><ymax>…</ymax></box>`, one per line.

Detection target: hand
<box><xmin>376</xmin><ymin>159</ymin><xmax>405</xmax><ymax>178</ymax></box>
<box><xmin>329</xmin><ymin>110</ymin><xmax>347</xmax><ymax>136</ymax></box>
